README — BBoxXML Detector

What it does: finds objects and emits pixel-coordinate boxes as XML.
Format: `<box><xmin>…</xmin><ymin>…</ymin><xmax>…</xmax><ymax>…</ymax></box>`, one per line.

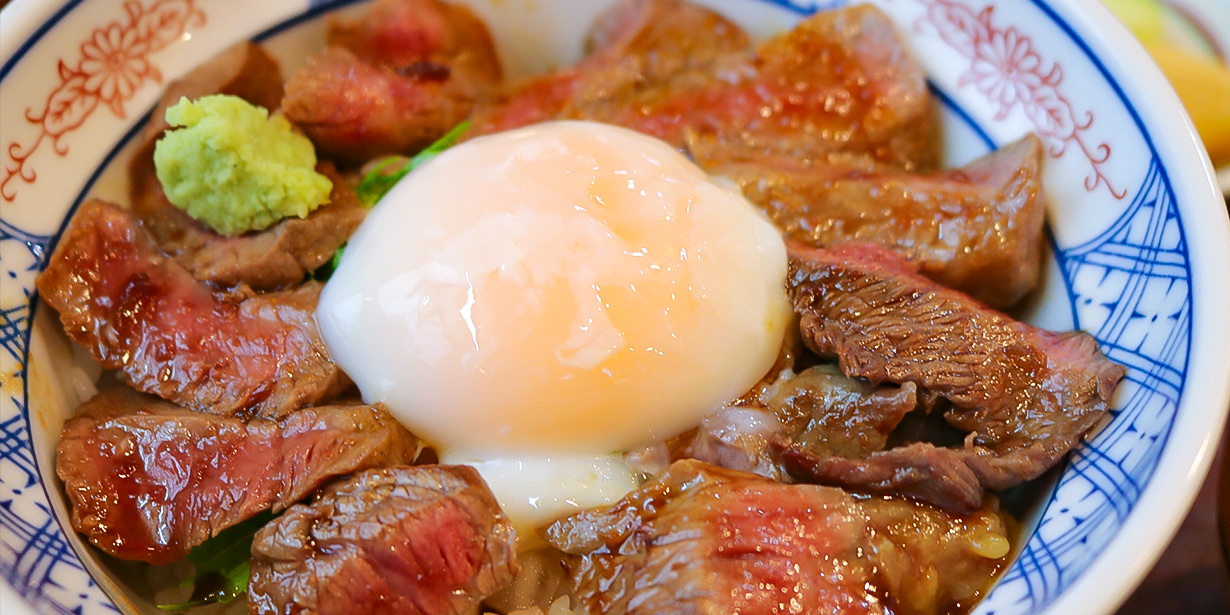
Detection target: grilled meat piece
<box><xmin>129</xmin><ymin>41</ymin><xmax>283</xmax><ymax>175</ymax></box>
<box><xmin>588</xmin><ymin>4</ymin><xmax>937</xmax><ymax>169</ymax></box>
<box><xmin>783</xmin><ymin>242</ymin><xmax>1125</xmax><ymax>512</ymax></box>
<box><xmin>249</xmin><ymin>465</ymin><xmax>518</xmax><ymax>615</ymax></box>
<box><xmin>777</xmin><ymin>440</ymin><xmax>989</xmax><ymax>515</ymax></box>
<box><xmin>545</xmin><ymin>460</ymin><xmax>1007</xmax><ymax>615</ymax></box>
<box><xmin>55</xmin><ymin>388</ymin><xmax>416</xmax><ymax>564</ymax></box>
<box><xmin>714</xmin><ymin>134</ymin><xmax>1045</xmax><ymax>307</ymax></box>
<box><xmin>283</xmin><ymin>47</ymin><xmax>481</xmax><ymax>164</ymax></box>
<box><xmin>469</xmin><ymin>0</ymin><xmax>750</xmax><ymax>137</ymax></box>
<box><xmin>667</xmin><ymin>365</ymin><xmax>918</xmax><ymax>481</ymax></box>
<box><xmin>861</xmin><ymin>496</ymin><xmax>1009</xmax><ymax>615</ymax></box>
<box><xmin>37</xmin><ymin>200</ymin><xmax>349</xmax><ymax>418</ymax></box>
<box><xmin>327</xmin><ymin>0</ymin><xmax>500</xmax><ymax>85</ymax></box>
<box><xmin>128</xmin><ymin>41</ymin><xmax>366</xmax><ymax>290</ymax></box>
<box><xmin>546</xmin><ymin>460</ymin><xmax>883</xmax><ymax>615</ymax></box>
<box><xmin>769</xmin><ymin>363</ymin><xmax>919</xmax><ymax>458</ymax></box>
<box><xmin>284</xmin><ymin>0</ymin><xmax>501</xmax><ymax>162</ymax></box>
<box><xmin>671</xmin><ymin>405</ymin><xmax>788</xmax><ymax>480</ymax></box>
<box><xmin>133</xmin><ymin>160</ymin><xmax>366</xmax><ymax>290</ymax></box>
<box><xmin>474</xmin><ymin>3</ymin><xmax>936</xmax><ymax>170</ymax></box>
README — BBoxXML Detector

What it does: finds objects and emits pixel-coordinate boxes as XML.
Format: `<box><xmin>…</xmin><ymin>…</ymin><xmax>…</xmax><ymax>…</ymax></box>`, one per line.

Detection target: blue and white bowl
<box><xmin>2</xmin><ymin>1</ymin><xmax>1228</xmax><ymax>614</ymax></box>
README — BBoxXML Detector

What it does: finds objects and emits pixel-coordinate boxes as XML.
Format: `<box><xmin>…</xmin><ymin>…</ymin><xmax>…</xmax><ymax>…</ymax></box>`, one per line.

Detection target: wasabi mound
<box><xmin>154</xmin><ymin>95</ymin><xmax>332</xmax><ymax>235</ymax></box>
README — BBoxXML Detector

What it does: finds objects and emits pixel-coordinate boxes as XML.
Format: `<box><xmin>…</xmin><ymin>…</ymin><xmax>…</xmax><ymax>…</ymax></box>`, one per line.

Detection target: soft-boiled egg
<box><xmin>316</xmin><ymin>120</ymin><xmax>789</xmax><ymax>533</ymax></box>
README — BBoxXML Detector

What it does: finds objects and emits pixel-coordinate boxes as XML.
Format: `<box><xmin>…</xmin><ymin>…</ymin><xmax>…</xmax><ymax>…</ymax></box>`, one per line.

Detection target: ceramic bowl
<box><xmin>2</xmin><ymin>1</ymin><xmax>1228</xmax><ymax>614</ymax></box>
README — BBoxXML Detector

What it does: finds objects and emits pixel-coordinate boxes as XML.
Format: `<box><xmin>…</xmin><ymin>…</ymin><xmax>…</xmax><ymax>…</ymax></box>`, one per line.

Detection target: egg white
<box><xmin>317</xmin><ymin>121</ymin><xmax>789</xmax><ymax>531</ymax></box>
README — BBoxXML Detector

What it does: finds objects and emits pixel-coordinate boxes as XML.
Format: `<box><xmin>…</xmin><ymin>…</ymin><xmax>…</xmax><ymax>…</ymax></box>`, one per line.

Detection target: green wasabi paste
<box><xmin>153</xmin><ymin>94</ymin><xmax>332</xmax><ymax>235</ymax></box>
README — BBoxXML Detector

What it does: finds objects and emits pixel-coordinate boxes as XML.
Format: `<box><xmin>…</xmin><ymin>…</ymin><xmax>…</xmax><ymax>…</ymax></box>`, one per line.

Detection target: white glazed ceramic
<box><xmin>2</xmin><ymin>1</ymin><xmax>1228</xmax><ymax>614</ymax></box>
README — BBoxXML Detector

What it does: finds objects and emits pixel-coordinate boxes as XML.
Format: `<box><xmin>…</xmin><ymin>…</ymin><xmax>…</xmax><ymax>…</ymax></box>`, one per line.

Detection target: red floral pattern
<box><xmin>913</xmin><ymin>0</ymin><xmax>1126</xmax><ymax>198</ymax></box>
<box><xmin>2</xmin><ymin>0</ymin><xmax>204</xmax><ymax>202</ymax></box>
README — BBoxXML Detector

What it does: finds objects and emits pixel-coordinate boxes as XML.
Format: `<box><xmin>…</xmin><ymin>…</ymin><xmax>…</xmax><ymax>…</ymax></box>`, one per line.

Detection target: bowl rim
<box><xmin>1</xmin><ymin>1</ymin><xmax>1228</xmax><ymax>615</ymax></box>
<box><xmin>0</xmin><ymin>0</ymin><xmax>72</xmax><ymax>77</ymax></box>
<box><xmin>1029</xmin><ymin>0</ymin><xmax>1230</xmax><ymax>612</ymax></box>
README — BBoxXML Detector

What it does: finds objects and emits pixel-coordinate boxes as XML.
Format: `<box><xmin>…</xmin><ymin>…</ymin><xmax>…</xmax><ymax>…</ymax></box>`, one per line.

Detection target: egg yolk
<box><xmin>316</xmin><ymin>121</ymin><xmax>789</xmax><ymax>526</ymax></box>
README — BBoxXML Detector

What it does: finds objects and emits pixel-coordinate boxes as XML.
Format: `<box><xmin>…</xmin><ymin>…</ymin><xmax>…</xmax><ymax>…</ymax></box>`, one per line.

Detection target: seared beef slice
<box><xmin>283</xmin><ymin>0</ymin><xmax>501</xmax><ymax>162</ymax></box>
<box><xmin>672</xmin><ymin>365</ymin><xmax>917</xmax><ymax>480</ymax></box>
<box><xmin>783</xmin><ymin>243</ymin><xmax>1125</xmax><ymax>512</ymax></box>
<box><xmin>468</xmin><ymin>0</ymin><xmax>751</xmax><ymax>136</ymax></box>
<box><xmin>546</xmin><ymin>460</ymin><xmax>1009</xmax><ymax>615</ymax></box>
<box><xmin>860</xmin><ymin>497</ymin><xmax>1008</xmax><ymax>615</ymax></box>
<box><xmin>36</xmin><ymin>200</ymin><xmax>348</xmax><ymax>418</ymax></box>
<box><xmin>129</xmin><ymin>41</ymin><xmax>283</xmax><ymax>170</ymax></box>
<box><xmin>327</xmin><ymin>0</ymin><xmax>501</xmax><ymax>83</ymax></box>
<box><xmin>249</xmin><ymin>466</ymin><xmax>518</xmax><ymax>615</ymax></box>
<box><xmin>133</xmin><ymin>160</ymin><xmax>367</xmax><ymax>291</ymax></box>
<box><xmin>129</xmin><ymin>42</ymin><xmax>367</xmax><ymax>290</ymax></box>
<box><xmin>546</xmin><ymin>460</ymin><xmax>882</xmax><ymax>615</ymax></box>
<box><xmin>770</xmin><ymin>364</ymin><xmax>919</xmax><ymax>458</ymax></box>
<box><xmin>56</xmin><ymin>389</ymin><xmax>416</xmax><ymax>564</ymax></box>
<box><xmin>715</xmin><ymin>134</ymin><xmax>1045</xmax><ymax>307</ymax></box>
<box><xmin>473</xmin><ymin>2</ymin><xmax>936</xmax><ymax>170</ymax></box>
<box><xmin>594</xmin><ymin>3</ymin><xmax>937</xmax><ymax>169</ymax></box>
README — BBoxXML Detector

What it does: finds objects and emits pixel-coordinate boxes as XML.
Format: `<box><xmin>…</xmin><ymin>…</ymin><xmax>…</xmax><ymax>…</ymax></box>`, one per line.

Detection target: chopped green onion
<box><xmin>313</xmin><ymin>121</ymin><xmax>471</xmax><ymax>282</ymax></box>
<box><xmin>157</xmin><ymin>511</ymin><xmax>275</xmax><ymax>611</ymax></box>
<box><xmin>330</xmin><ymin>241</ymin><xmax>347</xmax><ymax>272</ymax></box>
<box><xmin>355</xmin><ymin>120</ymin><xmax>471</xmax><ymax>207</ymax></box>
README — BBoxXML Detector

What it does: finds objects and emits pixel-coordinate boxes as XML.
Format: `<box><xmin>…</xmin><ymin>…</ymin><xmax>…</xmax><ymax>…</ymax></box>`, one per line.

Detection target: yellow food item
<box><xmin>1104</xmin><ymin>0</ymin><xmax>1230</xmax><ymax>167</ymax></box>
<box><xmin>1103</xmin><ymin>0</ymin><xmax>1164</xmax><ymax>44</ymax></box>
<box><xmin>1144</xmin><ymin>42</ymin><xmax>1230</xmax><ymax>167</ymax></box>
<box><xmin>154</xmin><ymin>95</ymin><xmax>332</xmax><ymax>235</ymax></box>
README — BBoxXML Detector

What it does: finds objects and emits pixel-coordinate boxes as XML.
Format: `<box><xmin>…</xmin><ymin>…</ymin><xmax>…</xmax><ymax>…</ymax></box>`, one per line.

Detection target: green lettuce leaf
<box><xmin>312</xmin><ymin>120</ymin><xmax>472</xmax><ymax>281</ymax></box>
<box><xmin>157</xmin><ymin>511</ymin><xmax>275</xmax><ymax>611</ymax></box>
<box><xmin>355</xmin><ymin>120</ymin><xmax>472</xmax><ymax>207</ymax></box>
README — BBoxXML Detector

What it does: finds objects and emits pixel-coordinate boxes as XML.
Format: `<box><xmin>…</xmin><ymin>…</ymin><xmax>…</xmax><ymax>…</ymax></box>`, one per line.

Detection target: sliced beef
<box><xmin>132</xmin><ymin>161</ymin><xmax>366</xmax><ymax>290</ymax></box>
<box><xmin>282</xmin><ymin>47</ymin><xmax>477</xmax><ymax>164</ymax></box>
<box><xmin>249</xmin><ymin>465</ymin><xmax>518</xmax><ymax>615</ymax></box>
<box><xmin>584</xmin><ymin>0</ymin><xmax>748</xmax><ymax>58</ymax></box>
<box><xmin>782</xmin><ymin>242</ymin><xmax>1125</xmax><ymax>512</ymax></box>
<box><xmin>469</xmin><ymin>0</ymin><xmax>749</xmax><ymax>137</ymax></box>
<box><xmin>474</xmin><ymin>3</ymin><xmax>935</xmax><ymax>170</ymax></box>
<box><xmin>55</xmin><ymin>388</ymin><xmax>417</xmax><ymax>564</ymax></box>
<box><xmin>545</xmin><ymin>460</ymin><xmax>884</xmax><ymax>615</ymax></box>
<box><xmin>36</xmin><ymin>200</ymin><xmax>349</xmax><ymax>418</ymax></box>
<box><xmin>714</xmin><ymin>134</ymin><xmax>1045</xmax><ymax>307</ymax></box>
<box><xmin>661</xmin><ymin>326</ymin><xmax>913</xmax><ymax>481</ymax></box>
<box><xmin>778</xmin><ymin>442</ymin><xmax>988</xmax><ymax>515</ymax></box>
<box><xmin>129</xmin><ymin>41</ymin><xmax>283</xmax><ymax>177</ymax></box>
<box><xmin>586</xmin><ymin>4</ymin><xmax>937</xmax><ymax>169</ymax></box>
<box><xmin>128</xmin><ymin>41</ymin><xmax>364</xmax><ymax>290</ymax></box>
<box><xmin>284</xmin><ymin>0</ymin><xmax>501</xmax><ymax>162</ymax></box>
<box><xmin>668</xmin><ymin>365</ymin><xmax>916</xmax><ymax>481</ymax></box>
<box><xmin>770</xmin><ymin>364</ymin><xmax>918</xmax><ymax>457</ymax></box>
<box><xmin>673</xmin><ymin>405</ymin><xmax>788</xmax><ymax>480</ymax></box>
<box><xmin>327</xmin><ymin>0</ymin><xmax>500</xmax><ymax>85</ymax></box>
<box><xmin>467</xmin><ymin>71</ymin><xmax>584</xmax><ymax>138</ymax></box>
<box><xmin>562</xmin><ymin>0</ymin><xmax>751</xmax><ymax>113</ymax></box>
<box><xmin>545</xmin><ymin>460</ymin><xmax>1008</xmax><ymax>615</ymax></box>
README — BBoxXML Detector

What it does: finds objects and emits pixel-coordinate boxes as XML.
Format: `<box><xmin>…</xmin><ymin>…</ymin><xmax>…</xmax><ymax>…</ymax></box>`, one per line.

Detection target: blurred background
<box><xmin>1103</xmin><ymin>0</ymin><xmax>1229</xmax><ymax>193</ymax></box>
